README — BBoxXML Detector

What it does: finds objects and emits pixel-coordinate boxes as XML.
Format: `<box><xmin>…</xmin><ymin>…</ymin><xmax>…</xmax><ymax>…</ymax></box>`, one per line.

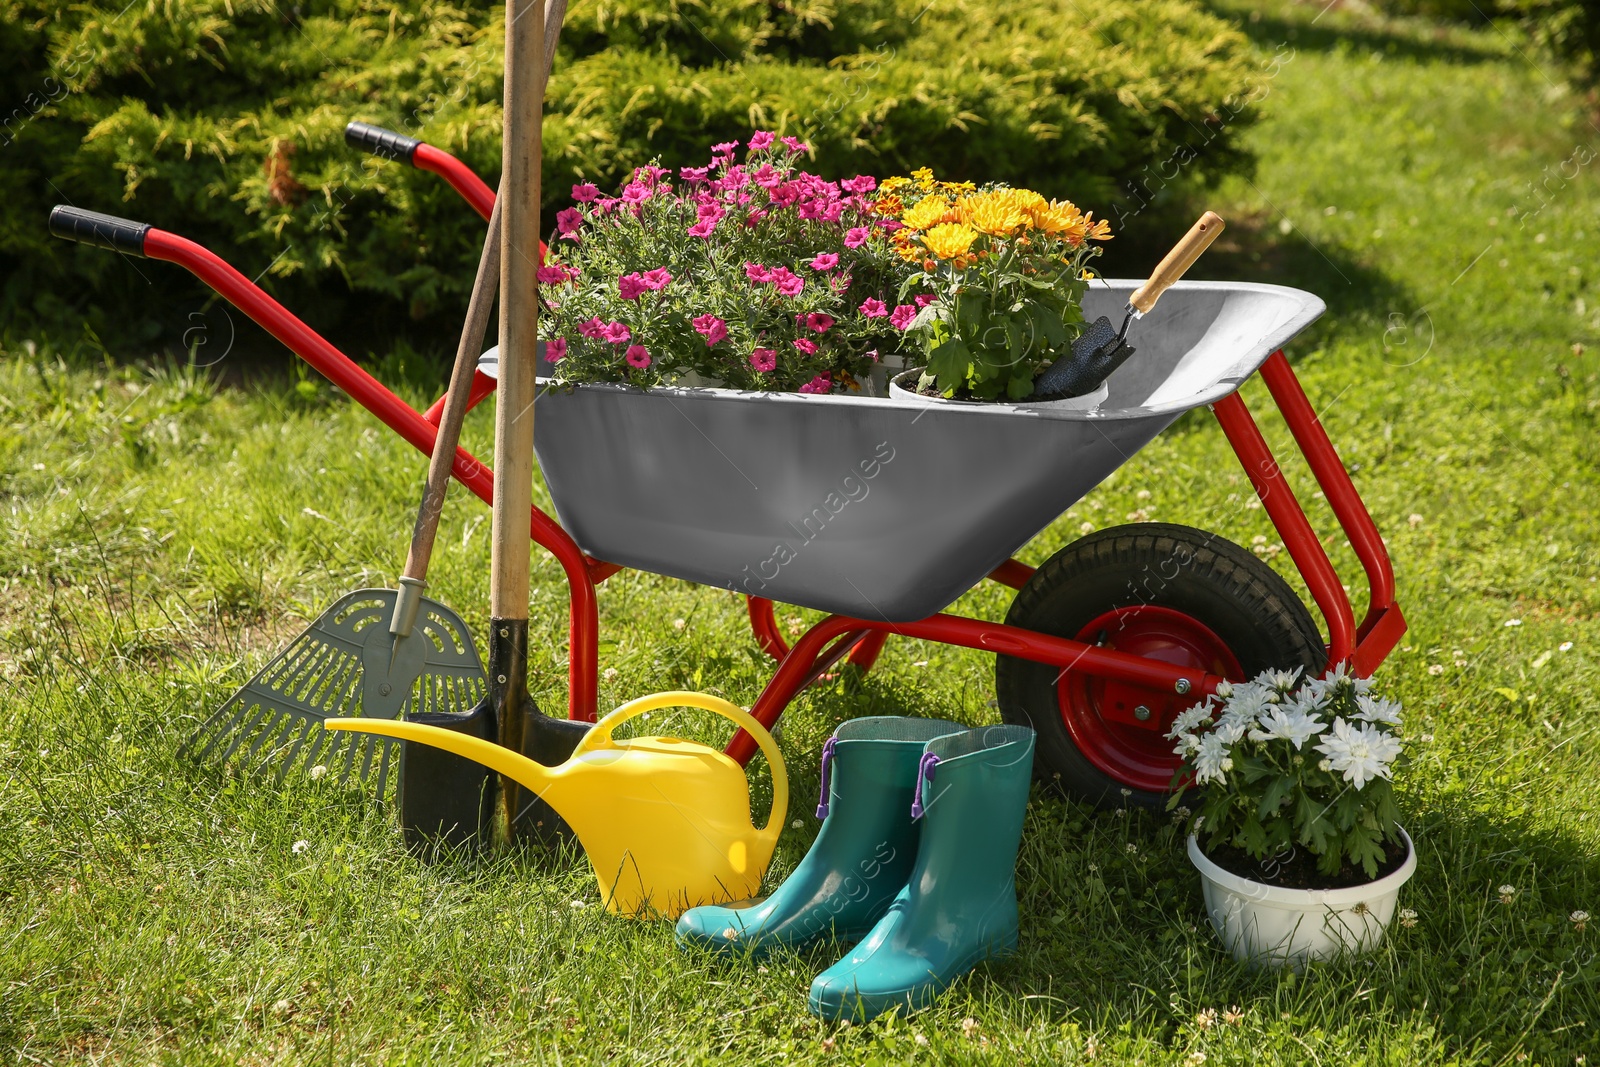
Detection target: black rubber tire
<box><xmin>994</xmin><ymin>523</ymin><xmax>1325</xmax><ymax>810</ymax></box>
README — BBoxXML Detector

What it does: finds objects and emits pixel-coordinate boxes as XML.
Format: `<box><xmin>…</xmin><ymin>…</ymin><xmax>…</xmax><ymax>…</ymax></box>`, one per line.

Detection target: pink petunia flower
<box><xmin>624</xmin><ymin>344</ymin><xmax>651</xmax><ymax>369</ymax></box>
<box><xmin>680</xmin><ymin>166</ymin><xmax>711</xmax><ymax>183</ymax></box>
<box><xmin>792</xmin><ymin>338</ymin><xmax>818</xmax><ymax>355</ymax></box>
<box><xmin>578</xmin><ymin>316</ymin><xmax>606</xmax><ymax>340</ymax></box>
<box><xmin>749</xmin><ymin>130</ymin><xmax>776</xmax><ymax>152</ymax></box>
<box><xmin>537</xmin><ymin>265</ymin><xmax>571</xmax><ymax>286</ymax></box>
<box><xmin>843</xmin><ymin>226</ymin><xmax>870</xmax><ymax>249</ymax></box>
<box><xmin>745</xmin><ymin>262</ymin><xmax>773</xmax><ymax>284</ymax></box>
<box><xmin>782</xmin><ymin>136</ymin><xmax>810</xmax><ymax>154</ymax></box>
<box><xmin>571</xmin><ymin>183</ymin><xmax>600</xmax><ymax>202</ymax></box>
<box><xmin>600</xmin><ymin>321</ymin><xmax>632</xmax><ymax>344</ymax></box>
<box><xmin>687</xmin><ymin>219</ymin><xmax>717</xmax><ymax>238</ymax></box>
<box><xmin>711</xmin><ymin>140</ymin><xmax>740</xmax><ymax>157</ymax></box>
<box><xmin>641</xmin><ymin>268</ymin><xmax>673</xmax><ymax>290</ymax></box>
<box><xmin>797</xmin><ymin>374</ymin><xmax>831</xmax><ymax>394</ymax></box>
<box><xmin>772</xmin><ymin>269</ymin><xmax>805</xmax><ymax>298</ymax></box>
<box><xmin>546</xmin><ymin>337</ymin><xmax>568</xmax><ymax>362</ymax></box>
<box><xmin>618</xmin><ymin>273</ymin><xmax>647</xmax><ymax>301</ymax></box>
<box><xmin>620</xmin><ymin>181</ymin><xmax>653</xmax><ymax>205</ymax></box>
<box><xmin>914</xmin><ymin>294</ymin><xmax>938</xmax><ymax>308</ymax></box>
<box><xmin>890</xmin><ymin>304</ymin><xmax>918</xmax><ymax>330</ymax></box>
<box><xmin>809</xmin><ymin>253</ymin><xmax>839</xmax><ymax>271</ymax></box>
<box><xmin>859</xmin><ymin>298</ymin><xmax>888</xmax><ymax>318</ymax></box>
<box><xmin>841</xmin><ymin>175</ymin><xmax>877</xmax><ymax>195</ymax></box>
<box><xmin>752</xmin><ymin>164</ymin><xmax>783</xmax><ymax>189</ymax></box>
<box><xmin>692</xmin><ymin>314</ymin><xmax>728</xmax><ymax>346</ymax></box>
<box><xmin>555</xmin><ymin>207</ymin><xmax>584</xmax><ymax>235</ymax></box>
<box><xmin>749</xmin><ymin>348</ymin><xmax>777</xmax><ymax>373</ymax></box>
<box><xmin>696</xmin><ymin>201</ymin><xmax>726</xmax><ymax>221</ymax></box>
<box><xmin>806</xmin><ymin>313</ymin><xmax>835</xmax><ymax>334</ymax></box>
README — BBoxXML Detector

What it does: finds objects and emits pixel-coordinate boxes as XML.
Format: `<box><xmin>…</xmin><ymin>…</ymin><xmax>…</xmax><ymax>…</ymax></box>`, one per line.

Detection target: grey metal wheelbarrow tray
<box><xmin>532</xmin><ymin>281</ymin><xmax>1326</xmax><ymax>622</ymax></box>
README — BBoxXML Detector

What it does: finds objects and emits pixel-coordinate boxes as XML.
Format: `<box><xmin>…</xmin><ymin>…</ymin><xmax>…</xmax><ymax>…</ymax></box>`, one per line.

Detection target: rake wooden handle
<box><xmin>398</xmin><ymin>0</ymin><xmax>568</xmax><ymax>596</ymax></box>
<box><xmin>1128</xmin><ymin>211</ymin><xmax>1225</xmax><ymax>315</ymax></box>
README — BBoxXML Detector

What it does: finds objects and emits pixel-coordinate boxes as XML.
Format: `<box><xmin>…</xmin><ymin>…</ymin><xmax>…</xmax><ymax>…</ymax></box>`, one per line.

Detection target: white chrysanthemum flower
<box><xmin>1213</xmin><ymin>680</ymin><xmax>1234</xmax><ymax>700</ymax></box>
<box><xmin>1354</xmin><ymin>694</ymin><xmax>1403</xmax><ymax>727</ymax></box>
<box><xmin>1248</xmin><ymin>704</ymin><xmax>1330</xmax><ymax>750</ymax></box>
<box><xmin>1164</xmin><ymin>704</ymin><xmax>1214</xmax><ymax>741</ymax></box>
<box><xmin>1314</xmin><ymin>717</ymin><xmax>1401</xmax><ymax>790</ymax></box>
<box><xmin>1224</xmin><ymin>687</ymin><xmax>1272</xmax><ymax>722</ymax></box>
<box><xmin>1193</xmin><ymin>732</ymin><xmax>1232</xmax><ymax>785</ymax></box>
<box><xmin>1172</xmin><ymin>732</ymin><xmax>1202</xmax><ymax>758</ymax></box>
<box><xmin>1254</xmin><ymin>666</ymin><xmax>1303</xmax><ymax>694</ymax></box>
<box><xmin>1213</xmin><ymin>714</ymin><xmax>1251</xmax><ymax>745</ymax></box>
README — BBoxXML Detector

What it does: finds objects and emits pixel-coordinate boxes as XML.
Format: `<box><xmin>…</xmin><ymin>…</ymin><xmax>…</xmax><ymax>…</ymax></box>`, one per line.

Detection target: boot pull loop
<box><xmin>814</xmin><ymin>736</ymin><xmax>839</xmax><ymax>819</ymax></box>
<box><xmin>910</xmin><ymin>752</ymin><xmax>941</xmax><ymax>820</ymax></box>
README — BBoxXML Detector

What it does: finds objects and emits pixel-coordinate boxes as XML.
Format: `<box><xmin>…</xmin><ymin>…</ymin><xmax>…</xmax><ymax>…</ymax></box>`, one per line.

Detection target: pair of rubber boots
<box><xmin>676</xmin><ymin>717</ymin><xmax>1036</xmax><ymax>1022</ymax></box>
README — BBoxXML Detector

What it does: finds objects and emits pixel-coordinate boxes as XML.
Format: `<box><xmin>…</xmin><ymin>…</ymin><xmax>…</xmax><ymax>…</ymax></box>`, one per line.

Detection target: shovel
<box><xmin>1034</xmin><ymin>211</ymin><xmax>1225</xmax><ymax>399</ymax></box>
<box><xmin>469</xmin><ymin>0</ymin><xmax>593</xmax><ymax>846</ymax></box>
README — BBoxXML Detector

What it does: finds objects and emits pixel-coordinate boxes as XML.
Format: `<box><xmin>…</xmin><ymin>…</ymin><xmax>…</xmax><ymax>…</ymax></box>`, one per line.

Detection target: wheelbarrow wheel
<box><xmin>994</xmin><ymin>523</ymin><xmax>1324</xmax><ymax>810</ymax></box>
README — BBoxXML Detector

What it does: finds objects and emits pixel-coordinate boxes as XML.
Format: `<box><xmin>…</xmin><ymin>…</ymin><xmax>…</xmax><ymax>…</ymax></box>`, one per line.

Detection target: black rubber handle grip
<box><xmin>48</xmin><ymin>205</ymin><xmax>151</xmax><ymax>257</ymax></box>
<box><xmin>345</xmin><ymin>121</ymin><xmax>422</xmax><ymax>164</ymax></box>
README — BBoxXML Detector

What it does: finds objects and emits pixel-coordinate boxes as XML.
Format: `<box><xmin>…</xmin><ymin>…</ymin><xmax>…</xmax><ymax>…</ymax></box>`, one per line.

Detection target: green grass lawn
<box><xmin>5</xmin><ymin>1</ymin><xmax>1600</xmax><ymax>1061</ymax></box>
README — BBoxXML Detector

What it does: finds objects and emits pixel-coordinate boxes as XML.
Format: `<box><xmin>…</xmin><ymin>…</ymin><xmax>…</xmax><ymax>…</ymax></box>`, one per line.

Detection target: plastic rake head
<box><xmin>181</xmin><ymin>589</ymin><xmax>486</xmax><ymax>797</ymax></box>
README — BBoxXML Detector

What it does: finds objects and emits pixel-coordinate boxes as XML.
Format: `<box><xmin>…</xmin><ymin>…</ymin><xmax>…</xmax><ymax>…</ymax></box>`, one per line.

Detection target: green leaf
<box><xmin>926</xmin><ymin>335</ymin><xmax>972</xmax><ymax>388</ymax></box>
<box><xmin>1258</xmin><ymin>774</ymin><xmax>1295</xmax><ymax>821</ymax></box>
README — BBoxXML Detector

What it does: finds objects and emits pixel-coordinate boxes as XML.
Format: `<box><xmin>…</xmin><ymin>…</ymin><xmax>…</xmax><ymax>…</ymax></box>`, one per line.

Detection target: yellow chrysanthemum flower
<box><xmin>921</xmin><ymin>222</ymin><xmax>979</xmax><ymax>260</ymax></box>
<box><xmin>1085</xmin><ymin>213</ymin><xmax>1113</xmax><ymax>241</ymax></box>
<box><xmin>1033</xmin><ymin>199</ymin><xmax>1089</xmax><ymax>243</ymax></box>
<box><xmin>879</xmin><ymin>176</ymin><xmax>911</xmax><ymax>193</ymax></box>
<box><xmin>900</xmin><ymin>195</ymin><xmax>953</xmax><ymax>231</ymax></box>
<box><xmin>959</xmin><ymin>192</ymin><xmax>1028</xmax><ymax>238</ymax></box>
<box><xmin>940</xmin><ymin>180</ymin><xmax>977</xmax><ymax>194</ymax></box>
<box><xmin>911</xmin><ymin>166</ymin><xmax>935</xmax><ymax>190</ymax></box>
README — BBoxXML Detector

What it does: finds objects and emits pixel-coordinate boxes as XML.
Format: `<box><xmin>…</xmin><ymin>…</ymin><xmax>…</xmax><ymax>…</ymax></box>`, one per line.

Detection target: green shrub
<box><xmin>1368</xmin><ymin>0</ymin><xmax>1600</xmax><ymax>84</ymax></box>
<box><xmin>2</xmin><ymin>0</ymin><xmax>1264</xmax><ymax>354</ymax></box>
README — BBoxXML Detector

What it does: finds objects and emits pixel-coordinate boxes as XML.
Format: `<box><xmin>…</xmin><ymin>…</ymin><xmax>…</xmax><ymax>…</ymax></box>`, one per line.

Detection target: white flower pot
<box><xmin>887</xmin><ymin>368</ymin><xmax>1109</xmax><ymax>410</ymax></box>
<box><xmin>1187</xmin><ymin>828</ymin><xmax>1416</xmax><ymax>970</ymax></box>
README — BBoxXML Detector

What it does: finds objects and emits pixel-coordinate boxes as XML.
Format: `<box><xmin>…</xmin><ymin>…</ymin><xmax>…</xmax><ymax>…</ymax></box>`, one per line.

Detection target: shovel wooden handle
<box><xmin>398</xmin><ymin>0</ymin><xmax>568</xmax><ymax>590</ymax></box>
<box><xmin>1128</xmin><ymin>211</ymin><xmax>1225</xmax><ymax>315</ymax></box>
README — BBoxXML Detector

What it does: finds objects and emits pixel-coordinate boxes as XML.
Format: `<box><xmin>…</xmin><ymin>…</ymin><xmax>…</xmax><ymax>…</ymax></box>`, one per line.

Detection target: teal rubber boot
<box><xmin>808</xmin><ymin>723</ymin><xmax>1036</xmax><ymax>1022</ymax></box>
<box><xmin>675</xmin><ymin>716</ymin><xmax>963</xmax><ymax>956</ymax></box>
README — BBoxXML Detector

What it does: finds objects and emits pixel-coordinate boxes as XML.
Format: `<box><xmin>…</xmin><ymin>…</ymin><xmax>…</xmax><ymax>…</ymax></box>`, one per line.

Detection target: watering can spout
<box><xmin>325</xmin><ymin>715</ymin><xmax>570</xmax><ymax>808</ymax></box>
<box><xmin>325</xmin><ymin>691</ymin><xmax>788</xmax><ymax>919</ymax></box>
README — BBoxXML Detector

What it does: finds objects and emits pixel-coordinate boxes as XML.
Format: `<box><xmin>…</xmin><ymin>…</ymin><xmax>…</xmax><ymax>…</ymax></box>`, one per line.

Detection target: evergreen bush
<box><xmin>3</xmin><ymin>0</ymin><xmax>1263</xmax><ymax>353</ymax></box>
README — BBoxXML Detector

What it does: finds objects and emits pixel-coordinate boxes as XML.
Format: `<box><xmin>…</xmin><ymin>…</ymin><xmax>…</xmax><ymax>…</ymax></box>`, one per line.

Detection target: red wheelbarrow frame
<box><xmin>48</xmin><ymin>132</ymin><xmax>1405</xmax><ymax>779</ymax></box>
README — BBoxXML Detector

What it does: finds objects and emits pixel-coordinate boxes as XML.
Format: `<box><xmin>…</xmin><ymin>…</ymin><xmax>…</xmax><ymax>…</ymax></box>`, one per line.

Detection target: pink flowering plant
<box><xmin>535</xmin><ymin>133</ymin><xmax>919</xmax><ymax>393</ymax></box>
<box><xmin>1167</xmin><ymin>664</ymin><xmax>1408</xmax><ymax>881</ymax></box>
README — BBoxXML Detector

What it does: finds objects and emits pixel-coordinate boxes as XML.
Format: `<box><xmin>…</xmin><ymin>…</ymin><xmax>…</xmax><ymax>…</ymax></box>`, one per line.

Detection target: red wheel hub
<box><xmin>1057</xmin><ymin>605</ymin><xmax>1244</xmax><ymax>793</ymax></box>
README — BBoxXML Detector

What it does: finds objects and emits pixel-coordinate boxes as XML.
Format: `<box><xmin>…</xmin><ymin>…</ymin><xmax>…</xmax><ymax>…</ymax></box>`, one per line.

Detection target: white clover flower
<box><xmin>1193</xmin><ymin>733</ymin><xmax>1232</xmax><ymax>785</ymax></box>
<box><xmin>1505</xmin><ymin>619</ymin><xmax>1522</xmax><ymax>627</ymax></box>
<box><xmin>309</xmin><ymin>764</ymin><xmax>328</xmax><ymax>780</ymax></box>
<box><xmin>1572</xmin><ymin>910</ymin><xmax>1589</xmax><ymax>932</ymax></box>
<box><xmin>1249</xmin><ymin>704</ymin><xmax>1330</xmax><ymax>750</ymax></box>
<box><xmin>1354</xmin><ymin>694</ymin><xmax>1404</xmax><ymax>727</ymax></box>
<box><xmin>1498</xmin><ymin>885</ymin><xmax>1517</xmax><ymax>905</ymax></box>
<box><xmin>1314</xmin><ymin>717</ymin><xmax>1401</xmax><ymax>790</ymax></box>
<box><xmin>1398</xmin><ymin>907</ymin><xmax>1418</xmax><ymax>928</ymax></box>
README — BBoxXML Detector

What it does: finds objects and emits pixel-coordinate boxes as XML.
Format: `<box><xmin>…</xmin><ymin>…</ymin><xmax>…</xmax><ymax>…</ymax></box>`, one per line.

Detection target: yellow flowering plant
<box><xmin>876</xmin><ymin>170</ymin><xmax>1113</xmax><ymax>400</ymax></box>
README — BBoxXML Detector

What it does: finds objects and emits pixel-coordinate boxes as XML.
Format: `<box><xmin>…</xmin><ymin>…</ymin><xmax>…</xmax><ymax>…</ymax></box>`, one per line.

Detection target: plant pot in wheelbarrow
<box><xmin>524</xmin><ymin>281</ymin><xmax>1325</xmax><ymax>623</ymax></box>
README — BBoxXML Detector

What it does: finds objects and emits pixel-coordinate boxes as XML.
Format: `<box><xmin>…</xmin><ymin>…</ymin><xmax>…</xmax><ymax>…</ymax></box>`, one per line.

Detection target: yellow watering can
<box><xmin>324</xmin><ymin>691</ymin><xmax>787</xmax><ymax>919</ymax></box>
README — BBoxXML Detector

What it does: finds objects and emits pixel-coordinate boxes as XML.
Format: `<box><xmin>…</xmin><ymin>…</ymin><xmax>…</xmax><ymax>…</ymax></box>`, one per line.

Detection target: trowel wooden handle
<box><xmin>1129</xmin><ymin>211</ymin><xmax>1225</xmax><ymax>315</ymax></box>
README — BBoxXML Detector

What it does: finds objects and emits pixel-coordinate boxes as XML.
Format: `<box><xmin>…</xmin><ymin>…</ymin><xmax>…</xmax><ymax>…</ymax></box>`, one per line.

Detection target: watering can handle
<box><xmin>572</xmin><ymin>691</ymin><xmax>789</xmax><ymax>834</ymax></box>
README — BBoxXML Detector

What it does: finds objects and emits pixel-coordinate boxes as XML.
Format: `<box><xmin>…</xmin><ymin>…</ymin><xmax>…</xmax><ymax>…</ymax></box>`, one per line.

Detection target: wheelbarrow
<box><xmin>46</xmin><ymin>125</ymin><xmax>1406</xmax><ymax>808</ymax></box>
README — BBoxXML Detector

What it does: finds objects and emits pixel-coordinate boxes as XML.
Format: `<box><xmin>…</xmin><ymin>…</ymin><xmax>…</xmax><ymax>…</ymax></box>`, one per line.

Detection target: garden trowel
<box><xmin>1035</xmin><ymin>211</ymin><xmax>1225</xmax><ymax>399</ymax></box>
